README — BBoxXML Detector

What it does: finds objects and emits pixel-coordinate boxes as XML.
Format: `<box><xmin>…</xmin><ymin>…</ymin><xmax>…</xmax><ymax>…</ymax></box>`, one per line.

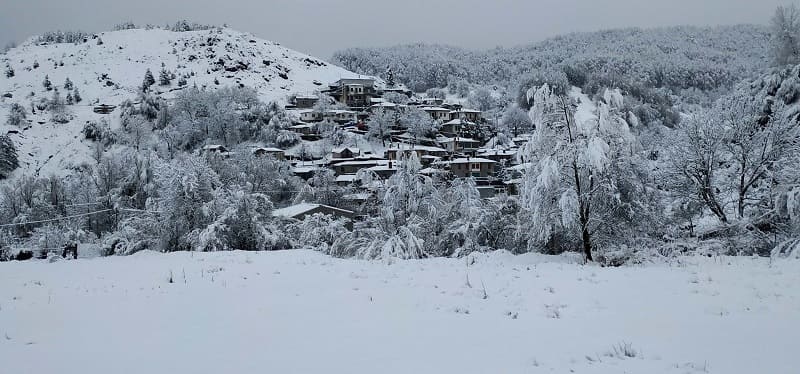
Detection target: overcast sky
<box><xmin>0</xmin><ymin>0</ymin><xmax>786</xmax><ymax>58</ymax></box>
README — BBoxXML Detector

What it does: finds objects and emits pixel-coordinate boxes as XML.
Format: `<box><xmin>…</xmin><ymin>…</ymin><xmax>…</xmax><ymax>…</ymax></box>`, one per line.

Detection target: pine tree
<box><xmin>5</xmin><ymin>103</ymin><xmax>26</xmax><ymax>127</ymax></box>
<box><xmin>33</xmin><ymin>60</ymin><xmax>39</xmax><ymax>69</ymax></box>
<box><xmin>178</xmin><ymin>76</ymin><xmax>188</xmax><ymax>86</ymax></box>
<box><xmin>386</xmin><ymin>66</ymin><xmax>395</xmax><ymax>87</ymax></box>
<box><xmin>4</xmin><ymin>64</ymin><xmax>13</xmax><ymax>78</ymax></box>
<box><xmin>66</xmin><ymin>92</ymin><xmax>74</xmax><ymax>105</ymax></box>
<box><xmin>72</xmin><ymin>87</ymin><xmax>82</xmax><ymax>103</ymax></box>
<box><xmin>159</xmin><ymin>68</ymin><xmax>172</xmax><ymax>86</ymax></box>
<box><xmin>43</xmin><ymin>75</ymin><xmax>52</xmax><ymax>91</ymax></box>
<box><xmin>0</xmin><ymin>135</ymin><xmax>19</xmax><ymax>179</ymax></box>
<box><xmin>64</xmin><ymin>77</ymin><xmax>73</xmax><ymax>90</ymax></box>
<box><xmin>96</xmin><ymin>37</ymin><xmax>104</xmax><ymax>46</ymax></box>
<box><xmin>142</xmin><ymin>69</ymin><xmax>156</xmax><ymax>92</ymax></box>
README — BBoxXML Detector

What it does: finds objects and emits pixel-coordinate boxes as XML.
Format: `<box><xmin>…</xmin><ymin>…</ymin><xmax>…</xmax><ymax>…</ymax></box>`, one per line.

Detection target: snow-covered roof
<box><xmin>292</xmin><ymin>166</ymin><xmax>319</xmax><ymax>173</ymax></box>
<box><xmin>387</xmin><ymin>143</ymin><xmax>447</xmax><ymax>153</ymax></box>
<box><xmin>442</xmin><ymin>119</ymin><xmax>475</xmax><ymax>126</ymax></box>
<box><xmin>335</xmin><ymin>160</ymin><xmax>387</xmax><ymax>167</ymax></box>
<box><xmin>326</xmin><ymin>109</ymin><xmax>355</xmax><ymax>115</ymax></box>
<box><xmin>272</xmin><ymin>203</ymin><xmax>354</xmax><ymax>219</ymax></box>
<box><xmin>451</xmin><ymin>109</ymin><xmax>482</xmax><ymax>114</ymax></box>
<box><xmin>420</xmin><ymin>106</ymin><xmax>450</xmax><ymax>112</ymax></box>
<box><xmin>447</xmin><ymin>158</ymin><xmax>496</xmax><ymax>164</ymax></box>
<box><xmin>253</xmin><ymin>147</ymin><xmax>284</xmax><ymax>153</ymax></box>
<box><xmin>437</xmin><ymin>137</ymin><xmax>480</xmax><ymax>144</ymax></box>
<box><xmin>477</xmin><ymin>149</ymin><xmax>517</xmax><ymax>156</ymax></box>
<box><xmin>336</xmin><ymin>174</ymin><xmax>357</xmax><ymax>183</ymax></box>
<box><xmin>332</xmin><ymin>147</ymin><xmax>360</xmax><ymax>154</ymax></box>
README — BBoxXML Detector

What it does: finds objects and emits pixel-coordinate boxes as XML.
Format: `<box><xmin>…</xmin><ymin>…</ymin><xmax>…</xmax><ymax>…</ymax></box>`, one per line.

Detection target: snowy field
<box><xmin>1</xmin><ymin>250</ymin><xmax>798</xmax><ymax>374</ymax></box>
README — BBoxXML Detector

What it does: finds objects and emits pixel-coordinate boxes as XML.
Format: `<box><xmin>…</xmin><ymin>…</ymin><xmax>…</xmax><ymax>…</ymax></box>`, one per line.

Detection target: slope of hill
<box><xmin>0</xmin><ymin>27</ymin><xmax>365</xmax><ymax>177</ymax></box>
<box><xmin>332</xmin><ymin>24</ymin><xmax>770</xmax><ymax>94</ymax></box>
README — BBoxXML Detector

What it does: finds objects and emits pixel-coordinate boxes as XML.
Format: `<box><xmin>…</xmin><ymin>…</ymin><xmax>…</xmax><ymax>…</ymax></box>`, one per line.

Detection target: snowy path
<box><xmin>1</xmin><ymin>251</ymin><xmax>798</xmax><ymax>373</ymax></box>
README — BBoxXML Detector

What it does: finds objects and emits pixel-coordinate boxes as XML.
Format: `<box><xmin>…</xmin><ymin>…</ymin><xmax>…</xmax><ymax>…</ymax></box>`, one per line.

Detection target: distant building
<box><xmin>331</xmin><ymin>147</ymin><xmax>361</xmax><ymax>159</ymax></box>
<box><xmin>385</xmin><ymin>143</ymin><xmax>448</xmax><ymax>162</ymax></box>
<box><xmin>444</xmin><ymin>157</ymin><xmax>496</xmax><ymax>178</ymax></box>
<box><xmin>449</xmin><ymin>109</ymin><xmax>482</xmax><ymax>122</ymax></box>
<box><xmin>299</xmin><ymin>110</ymin><xmax>323</xmax><ymax>122</ymax></box>
<box><xmin>436</xmin><ymin>136</ymin><xmax>482</xmax><ymax>155</ymax></box>
<box><xmin>326</xmin><ymin>78</ymin><xmax>378</xmax><ymax>109</ymax></box>
<box><xmin>293</xmin><ymin>95</ymin><xmax>319</xmax><ymax>109</ymax></box>
<box><xmin>201</xmin><ymin>144</ymin><xmax>232</xmax><ymax>158</ymax></box>
<box><xmin>252</xmin><ymin>147</ymin><xmax>285</xmax><ymax>160</ymax></box>
<box><xmin>421</xmin><ymin>106</ymin><xmax>450</xmax><ymax>121</ymax></box>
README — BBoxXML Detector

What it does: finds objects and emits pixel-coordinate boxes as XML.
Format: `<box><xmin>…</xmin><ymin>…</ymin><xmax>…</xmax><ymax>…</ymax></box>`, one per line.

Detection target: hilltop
<box><xmin>0</xmin><ymin>26</ymin><xmax>365</xmax><ymax>176</ymax></box>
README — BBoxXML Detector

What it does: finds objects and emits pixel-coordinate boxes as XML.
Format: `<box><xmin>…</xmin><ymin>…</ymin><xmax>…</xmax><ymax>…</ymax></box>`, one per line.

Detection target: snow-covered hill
<box><xmin>0</xmin><ymin>27</ymin><xmax>367</xmax><ymax>177</ymax></box>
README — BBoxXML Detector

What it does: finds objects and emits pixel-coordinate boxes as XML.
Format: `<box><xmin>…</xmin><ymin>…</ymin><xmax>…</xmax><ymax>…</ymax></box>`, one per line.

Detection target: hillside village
<box><xmin>197</xmin><ymin>74</ymin><xmax>523</xmax><ymax>222</ymax></box>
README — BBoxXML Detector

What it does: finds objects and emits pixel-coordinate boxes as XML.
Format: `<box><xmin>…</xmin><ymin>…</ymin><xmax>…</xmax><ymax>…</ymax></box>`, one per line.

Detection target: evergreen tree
<box><xmin>5</xmin><ymin>103</ymin><xmax>26</xmax><ymax>127</ymax></box>
<box><xmin>386</xmin><ymin>66</ymin><xmax>395</xmax><ymax>87</ymax></box>
<box><xmin>142</xmin><ymin>69</ymin><xmax>156</xmax><ymax>92</ymax></box>
<box><xmin>0</xmin><ymin>135</ymin><xmax>19</xmax><ymax>179</ymax></box>
<box><xmin>66</xmin><ymin>92</ymin><xmax>74</xmax><ymax>105</ymax></box>
<box><xmin>158</xmin><ymin>68</ymin><xmax>172</xmax><ymax>86</ymax></box>
<box><xmin>43</xmin><ymin>75</ymin><xmax>52</xmax><ymax>91</ymax></box>
<box><xmin>4</xmin><ymin>64</ymin><xmax>13</xmax><ymax>78</ymax></box>
<box><xmin>64</xmin><ymin>77</ymin><xmax>73</xmax><ymax>90</ymax></box>
<box><xmin>33</xmin><ymin>60</ymin><xmax>39</xmax><ymax>69</ymax></box>
<box><xmin>72</xmin><ymin>87</ymin><xmax>82</xmax><ymax>103</ymax></box>
<box><xmin>178</xmin><ymin>76</ymin><xmax>188</xmax><ymax>86</ymax></box>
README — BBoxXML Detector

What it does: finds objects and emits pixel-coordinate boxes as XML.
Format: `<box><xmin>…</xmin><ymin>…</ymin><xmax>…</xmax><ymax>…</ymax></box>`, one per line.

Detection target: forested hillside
<box><xmin>334</xmin><ymin>25</ymin><xmax>770</xmax><ymax>126</ymax></box>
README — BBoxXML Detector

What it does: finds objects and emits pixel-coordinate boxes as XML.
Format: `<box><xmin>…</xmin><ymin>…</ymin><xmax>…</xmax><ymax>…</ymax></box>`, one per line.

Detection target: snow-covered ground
<box><xmin>1</xmin><ymin>250</ymin><xmax>798</xmax><ymax>373</ymax></box>
<box><xmin>0</xmin><ymin>27</ymin><xmax>371</xmax><ymax>177</ymax></box>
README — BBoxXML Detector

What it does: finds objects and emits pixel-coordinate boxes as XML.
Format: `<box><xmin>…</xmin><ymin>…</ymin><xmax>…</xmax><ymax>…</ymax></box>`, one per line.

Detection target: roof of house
<box><xmin>336</xmin><ymin>174</ymin><xmax>358</xmax><ymax>183</ymax></box>
<box><xmin>446</xmin><ymin>158</ymin><xmax>496</xmax><ymax>164</ymax></box>
<box><xmin>442</xmin><ymin>119</ymin><xmax>476</xmax><ymax>126</ymax></box>
<box><xmin>326</xmin><ymin>109</ymin><xmax>356</xmax><ymax>115</ymax></box>
<box><xmin>334</xmin><ymin>160</ymin><xmax>388</xmax><ymax>167</ymax></box>
<box><xmin>387</xmin><ymin>143</ymin><xmax>447</xmax><ymax>153</ymax></box>
<box><xmin>420</xmin><ymin>106</ymin><xmax>450</xmax><ymax>112</ymax></box>
<box><xmin>272</xmin><ymin>203</ymin><xmax>354</xmax><ymax>219</ymax></box>
<box><xmin>437</xmin><ymin>136</ymin><xmax>481</xmax><ymax>144</ymax></box>
<box><xmin>332</xmin><ymin>147</ymin><xmax>360</xmax><ymax>154</ymax></box>
<box><xmin>252</xmin><ymin>147</ymin><xmax>284</xmax><ymax>153</ymax></box>
<box><xmin>451</xmin><ymin>109</ymin><xmax>482</xmax><ymax>114</ymax></box>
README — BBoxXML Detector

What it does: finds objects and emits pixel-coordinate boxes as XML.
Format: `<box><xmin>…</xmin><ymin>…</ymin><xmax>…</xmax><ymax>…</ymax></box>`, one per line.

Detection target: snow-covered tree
<box><xmin>501</xmin><ymin>106</ymin><xmax>533</xmax><ymax>136</ymax></box>
<box><xmin>0</xmin><ymin>135</ymin><xmax>19</xmax><ymax>179</ymax></box>
<box><xmin>469</xmin><ymin>87</ymin><xmax>496</xmax><ymax>112</ymax></box>
<box><xmin>385</xmin><ymin>66</ymin><xmax>396</xmax><ymax>87</ymax></box>
<box><xmin>72</xmin><ymin>87</ymin><xmax>82</xmax><ymax>103</ymax></box>
<box><xmin>771</xmin><ymin>4</ymin><xmax>800</xmax><ymax>66</ymax></box>
<box><xmin>4</xmin><ymin>64</ymin><xmax>13</xmax><ymax>78</ymax></box>
<box><xmin>158</xmin><ymin>68</ymin><xmax>172</xmax><ymax>86</ymax></box>
<box><xmin>519</xmin><ymin>84</ymin><xmax>654</xmax><ymax>261</ymax></box>
<box><xmin>5</xmin><ymin>103</ymin><xmax>26</xmax><ymax>127</ymax></box>
<box><xmin>142</xmin><ymin>69</ymin><xmax>156</xmax><ymax>92</ymax></box>
<box><xmin>367</xmin><ymin>108</ymin><xmax>395</xmax><ymax>146</ymax></box>
<box><xmin>43</xmin><ymin>75</ymin><xmax>52</xmax><ymax>91</ymax></box>
<box><xmin>425</xmin><ymin>87</ymin><xmax>446</xmax><ymax>99</ymax></box>
<box><xmin>63</xmin><ymin>77</ymin><xmax>73</xmax><ymax>90</ymax></box>
<box><xmin>401</xmin><ymin>107</ymin><xmax>438</xmax><ymax>143</ymax></box>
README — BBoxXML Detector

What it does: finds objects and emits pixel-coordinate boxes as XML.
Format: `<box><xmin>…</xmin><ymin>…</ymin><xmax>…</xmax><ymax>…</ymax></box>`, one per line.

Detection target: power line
<box><xmin>0</xmin><ymin>209</ymin><xmax>114</xmax><ymax>228</ymax></box>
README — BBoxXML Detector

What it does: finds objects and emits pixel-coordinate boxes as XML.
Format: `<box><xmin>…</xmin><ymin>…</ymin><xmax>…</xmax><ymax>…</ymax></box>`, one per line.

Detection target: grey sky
<box><xmin>0</xmin><ymin>0</ymin><xmax>786</xmax><ymax>59</ymax></box>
